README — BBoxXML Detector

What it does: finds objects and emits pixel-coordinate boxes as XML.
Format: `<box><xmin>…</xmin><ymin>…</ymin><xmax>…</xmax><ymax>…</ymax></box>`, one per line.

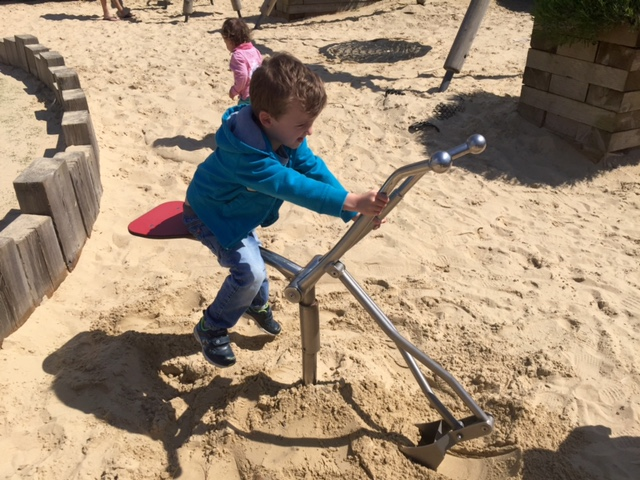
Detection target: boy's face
<box><xmin>259</xmin><ymin>99</ymin><xmax>318</xmax><ymax>150</ymax></box>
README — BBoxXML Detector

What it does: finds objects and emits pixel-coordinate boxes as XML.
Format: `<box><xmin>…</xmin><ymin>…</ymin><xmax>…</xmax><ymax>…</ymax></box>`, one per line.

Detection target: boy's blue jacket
<box><xmin>186</xmin><ymin>105</ymin><xmax>356</xmax><ymax>249</ymax></box>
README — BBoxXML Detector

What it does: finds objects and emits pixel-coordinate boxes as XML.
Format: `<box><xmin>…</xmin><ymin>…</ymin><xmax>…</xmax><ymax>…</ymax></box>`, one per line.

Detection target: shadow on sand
<box><xmin>406</xmin><ymin>90</ymin><xmax>640</xmax><ymax>187</ymax></box>
<box><xmin>522</xmin><ymin>425</ymin><xmax>640</xmax><ymax>480</ymax></box>
<box><xmin>42</xmin><ymin>328</ymin><xmax>414</xmax><ymax>477</ymax></box>
<box><xmin>0</xmin><ymin>63</ymin><xmax>64</xmax><ymax>157</ymax></box>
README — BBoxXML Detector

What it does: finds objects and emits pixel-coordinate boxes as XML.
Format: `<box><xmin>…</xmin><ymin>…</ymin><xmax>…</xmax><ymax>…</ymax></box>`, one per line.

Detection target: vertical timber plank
<box><xmin>65</xmin><ymin>145</ymin><xmax>102</xmax><ymax>201</ymax></box>
<box><xmin>0</xmin><ymin>38</ymin><xmax>7</xmax><ymax>64</ymax></box>
<box><xmin>25</xmin><ymin>44</ymin><xmax>49</xmax><ymax>76</ymax></box>
<box><xmin>61</xmin><ymin>110</ymin><xmax>100</xmax><ymax>167</ymax></box>
<box><xmin>37</xmin><ymin>51</ymin><xmax>65</xmax><ymax>89</ymax></box>
<box><xmin>13</xmin><ymin>157</ymin><xmax>87</xmax><ymax>270</ymax></box>
<box><xmin>0</xmin><ymin>215</ymin><xmax>68</xmax><ymax>304</ymax></box>
<box><xmin>3</xmin><ymin>36</ymin><xmax>19</xmax><ymax>67</ymax></box>
<box><xmin>62</xmin><ymin>89</ymin><xmax>89</xmax><ymax>112</ymax></box>
<box><xmin>14</xmin><ymin>34</ymin><xmax>39</xmax><ymax>72</ymax></box>
<box><xmin>53</xmin><ymin>66</ymin><xmax>81</xmax><ymax>91</ymax></box>
<box><xmin>54</xmin><ymin>151</ymin><xmax>100</xmax><ymax>237</ymax></box>
<box><xmin>0</xmin><ymin>237</ymin><xmax>35</xmax><ymax>341</ymax></box>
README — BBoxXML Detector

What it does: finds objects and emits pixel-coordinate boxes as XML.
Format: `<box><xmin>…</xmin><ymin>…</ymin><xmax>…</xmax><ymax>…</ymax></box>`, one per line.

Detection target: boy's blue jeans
<box><xmin>183</xmin><ymin>204</ymin><xmax>269</xmax><ymax>330</ymax></box>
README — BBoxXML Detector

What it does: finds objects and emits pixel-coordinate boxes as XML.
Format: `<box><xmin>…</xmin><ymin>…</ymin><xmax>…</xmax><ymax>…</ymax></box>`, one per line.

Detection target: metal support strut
<box><xmin>260</xmin><ymin>135</ymin><xmax>494</xmax><ymax>470</ymax></box>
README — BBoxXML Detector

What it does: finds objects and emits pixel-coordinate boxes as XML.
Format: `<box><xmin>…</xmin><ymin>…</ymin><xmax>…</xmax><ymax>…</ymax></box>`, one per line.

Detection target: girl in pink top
<box><xmin>222</xmin><ymin>18</ymin><xmax>263</xmax><ymax>105</ymax></box>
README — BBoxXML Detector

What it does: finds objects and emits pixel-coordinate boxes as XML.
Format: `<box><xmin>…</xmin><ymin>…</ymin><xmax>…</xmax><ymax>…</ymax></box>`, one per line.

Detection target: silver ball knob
<box><xmin>467</xmin><ymin>134</ymin><xmax>486</xmax><ymax>154</ymax></box>
<box><xmin>429</xmin><ymin>151</ymin><xmax>452</xmax><ymax>173</ymax></box>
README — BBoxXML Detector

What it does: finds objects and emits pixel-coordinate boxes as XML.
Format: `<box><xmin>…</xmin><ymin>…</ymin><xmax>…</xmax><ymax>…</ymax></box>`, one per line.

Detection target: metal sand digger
<box><xmin>129</xmin><ymin>134</ymin><xmax>494</xmax><ymax>468</ymax></box>
<box><xmin>160</xmin><ymin>0</ymin><xmax>496</xmax><ymax>465</ymax></box>
<box><xmin>258</xmin><ymin>134</ymin><xmax>494</xmax><ymax>469</ymax></box>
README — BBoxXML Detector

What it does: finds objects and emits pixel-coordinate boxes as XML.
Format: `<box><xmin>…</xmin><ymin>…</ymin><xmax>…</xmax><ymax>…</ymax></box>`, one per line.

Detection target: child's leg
<box><xmin>249</xmin><ymin>264</ymin><xmax>269</xmax><ymax>311</ymax></box>
<box><xmin>206</xmin><ymin>231</ymin><xmax>268</xmax><ymax>329</ymax></box>
<box><xmin>183</xmin><ymin>204</ymin><xmax>268</xmax><ymax>330</ymax></box>
<box><xmin>100</xmin><ymin>0</ymin><xmax>114</xmax><ymax>18</ymax></box>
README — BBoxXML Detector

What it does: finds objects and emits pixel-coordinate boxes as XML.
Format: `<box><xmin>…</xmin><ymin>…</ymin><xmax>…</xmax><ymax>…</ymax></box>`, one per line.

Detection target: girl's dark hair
<box><xmin>221</xmin><ymin>18</ymin><xmax>252</xmax><ymax>47</ymax></box>
<box><xmin>250</xmin><ymin>52</ymin><xmax>327</xmax><ymax>120</ymax></box>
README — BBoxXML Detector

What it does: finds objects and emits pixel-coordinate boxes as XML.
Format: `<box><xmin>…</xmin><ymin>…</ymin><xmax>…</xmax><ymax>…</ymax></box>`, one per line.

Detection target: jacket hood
<box><xmin>216</xmin><ymin>104</ymin><xmax>269</xmax><ymax>155</ymax></box>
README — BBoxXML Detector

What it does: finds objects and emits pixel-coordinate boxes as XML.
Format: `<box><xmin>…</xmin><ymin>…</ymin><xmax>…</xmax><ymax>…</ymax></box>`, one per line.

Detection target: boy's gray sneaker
<box><xmin>193</xmin><ymin>317</ymin><xmax>236</xmax><ymax>368</ymax></box>
<box><xmin>244</xmin><ymin>304</ymin><xmax>281</xmax><ymax>336</ymax></box>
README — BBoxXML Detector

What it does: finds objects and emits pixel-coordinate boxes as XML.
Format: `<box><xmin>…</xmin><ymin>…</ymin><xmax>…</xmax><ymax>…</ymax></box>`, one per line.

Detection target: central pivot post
<box><xmin>299</xmin><ymin>287</ymin><xmax>320</xmax><ymax>385</ymax></box>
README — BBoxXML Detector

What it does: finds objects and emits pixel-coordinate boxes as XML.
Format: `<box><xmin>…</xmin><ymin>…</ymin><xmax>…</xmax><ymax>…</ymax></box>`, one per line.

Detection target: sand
<box><xmin>1</xmin><ymin>0</ymin><xmax>639</xmax><ymax>479</ymax></box>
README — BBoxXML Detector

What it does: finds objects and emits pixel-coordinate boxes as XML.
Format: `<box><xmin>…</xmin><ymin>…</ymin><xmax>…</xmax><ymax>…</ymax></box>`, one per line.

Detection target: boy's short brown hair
<box><xmin>221</xmin><ymin>18</ymin><xmax>251</xmax><ymax>46</ymax></box>
<box><xmin>250</xmin><ymin>52</ymin><xmax>327</xmax><ymax>120</ymax></box>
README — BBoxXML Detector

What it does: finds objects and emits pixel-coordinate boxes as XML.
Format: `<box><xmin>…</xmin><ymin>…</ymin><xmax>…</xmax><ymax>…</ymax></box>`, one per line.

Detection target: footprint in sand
<box><xmin>621</xmin><ymin>294</ymin><xmax>640</xmax><ymax>316</ymax></box>
<box><xmin>433</xmin><ymin>254</ymin><xmax>450</xmax><ymax>272</ymax></box>
<box><xmin>597</xmin><ymin>384</ymin><xmax>627</xmax><ymax>406</ymax></box>
<box><xmin>572</xmin><ymin>347</ymin><xmax>604</xmax><ymax>378</ymax></box>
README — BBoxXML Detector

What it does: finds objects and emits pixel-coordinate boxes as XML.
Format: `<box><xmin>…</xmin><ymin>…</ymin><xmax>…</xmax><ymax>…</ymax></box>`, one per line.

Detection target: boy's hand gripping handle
<box><xmin>284</xmin><ymin>134</ymin><xmax>487</xmax><ymax>304</ymax></box>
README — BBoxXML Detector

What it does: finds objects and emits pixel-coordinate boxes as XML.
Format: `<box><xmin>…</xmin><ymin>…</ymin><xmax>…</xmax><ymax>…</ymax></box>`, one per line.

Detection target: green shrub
<box><xmin>533</xmin><ymin>0</ymin><xmax>640</xmax><ymax>44</ymax></box>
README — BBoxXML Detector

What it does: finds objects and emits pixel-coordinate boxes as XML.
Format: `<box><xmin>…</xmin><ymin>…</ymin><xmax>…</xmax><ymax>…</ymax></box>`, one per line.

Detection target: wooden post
<box><xmin>62</xmin><ymin>88</ymin><xmax>89</xmax><ymax>113</ymax></box>
<box><xmin>183</xmin><ymin>0</ymin><xmax>193</xmax><ymax>21</ymax></box>
<box><xmin>14</xmin><ymin>34</ymin><xmax>39</xmax><ymax>72</ymax></box>
<box><xmin>0</xmin><ymin>39</ymin><xmax>7</xmax><ymax>65</ymax></box>
<box><xmin>50</xmin><ymin>66</ymin><xmax>81</xmax><ymax>105</ymax></box>
<box><xmin>65</xmin><ymin>144</ymin><xmax>102</xmax><ymax>199</ymax></box>
<box><xmin>51</xmin><ymin>66</ymin><xmax>81</xmax><ymax>91</ymax></box>
<box><xmin>54</xmin><ymin>151</ymin><xmax>100</xmax><ymax>237</ymax></box>
<box><xmin>13</xmin><ymin>157</ymin><xmax>87</xmax><ymax>270</ymax></box>
<box><xmin>0</xmin><ymin>237</ymin><xmax>35</xmax><ymax>341</ymax></box>
<box><xmin>231</xmin><ymin>0</ymin><xmax>242</xmax><ymax>16</ymax></box>
<box><xmin>255</xmin><ymin>0</ymin><xmax>278</xmax><ymax>29</ymax></box>
<box><xmin>440</xmin><ymin>0</ymin><xmax>491</xmax><ymax>91</ymax></box>
<box><xmin>0</xmin><ymin>214</ymin><xmax>68</xmax><ymax>304</ymax></box>
<box><xmin>3</xmin><ymin>36</ymin><xmax>19</xmax><ymax>67</ymax></box>
<box><xmin>36</xmin><ymin>51</ymin><xmax>65</xmax><ymax>89</ymax></box>
<box><xmin>24</xmin><ymin>44</ymin><xmax>49</xmax><ymax>76</ymax></box>
<box><xmin>61</xmin><ymin>110</ymin><xmax>100</xmax><ymax>167</ymax></box>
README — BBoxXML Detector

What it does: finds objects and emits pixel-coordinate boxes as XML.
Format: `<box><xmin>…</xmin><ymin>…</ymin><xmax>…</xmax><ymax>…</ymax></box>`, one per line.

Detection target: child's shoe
<box><xmin>193</xmin><ymin>317</ymin><xmax>236</xmax><ymax>367</ymax></box>
<box><xmin>244</xmin><ymin>303</ymin><xmax>281</xmax><ymax>336</ymax></box>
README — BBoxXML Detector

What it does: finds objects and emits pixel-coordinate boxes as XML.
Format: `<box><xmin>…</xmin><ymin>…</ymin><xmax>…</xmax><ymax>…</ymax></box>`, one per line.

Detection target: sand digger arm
<box><xmin>259</xmin><ymin>134</ymin><xmax>494</xmax><ymax>469</ymax></box>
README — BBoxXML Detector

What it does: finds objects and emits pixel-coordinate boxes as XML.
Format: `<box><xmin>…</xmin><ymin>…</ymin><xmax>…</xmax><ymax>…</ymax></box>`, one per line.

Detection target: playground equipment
<box><xmin>129</xmin><ymin>135</ymin><xmax>493</xmax><ymax>469</ymax></box>
<box><xmin>439</xmin><ymin>0</ymin><xmax>491</xmax><ymax>92</ymax></box>
<box><xmin>180</xmin><ymin>0</ymin><xmax>242</xmax><ymax>22</ymax></box>
<box><xmin>254</xmin><ymin>0</ymin><xmax>491</xmax><ymax>92</ymax></box>
<box><xmin>255</xmin><ymin>0</ymin><xmax>278</xmax><ymax>29</ymax></box>
<box><xmin>259</xmin><ymin>134</ymin><xmax>493</xmax><ymax>469</ymax></box>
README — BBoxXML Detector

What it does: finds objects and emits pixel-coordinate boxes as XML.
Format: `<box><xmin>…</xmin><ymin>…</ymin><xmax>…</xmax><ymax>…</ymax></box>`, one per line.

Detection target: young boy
<box><xmin>184</xmin><ymin>52</ymin><xmax>388</xmax><ymax>368</ymax></box>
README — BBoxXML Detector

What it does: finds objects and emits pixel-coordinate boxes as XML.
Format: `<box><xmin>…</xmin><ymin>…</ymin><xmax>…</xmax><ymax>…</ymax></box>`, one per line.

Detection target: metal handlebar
<box><xmin>284</xmin><ymin>134</ymin><xmax>486</xmax><ymax>303</ymax></box>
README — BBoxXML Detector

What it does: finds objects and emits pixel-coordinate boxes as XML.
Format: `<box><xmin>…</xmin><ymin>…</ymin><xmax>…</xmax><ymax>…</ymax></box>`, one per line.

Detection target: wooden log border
<box><xmin>0</xmin><ymin>34</ymin><xmax>102</xmax><ymax>344</ymax></box>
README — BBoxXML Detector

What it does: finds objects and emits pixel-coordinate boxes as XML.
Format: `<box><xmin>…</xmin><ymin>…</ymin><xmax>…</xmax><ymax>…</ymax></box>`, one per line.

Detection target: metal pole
<box><xmin>337</xmin><ymin>266</ymin><xmax>489</xmax><ymax>422</ymax></box>
<box><xmin>183</xmin><ymin>0</ymin><xmax>194</xmax><ymax>22</ymax></box>
<box><xmin>440</xmin><ymin>0</ymin><xmax>491</xmax><ymax>92</ymax></box>
<box><xmin>230</xmin><ymin>0</ymin><xmax>243</xmax><ymax>17</ymax></box>
<box><xmin>299</xmin><ymin>287</ymin><xmax>320</xmax><ymax>385</ymax></box>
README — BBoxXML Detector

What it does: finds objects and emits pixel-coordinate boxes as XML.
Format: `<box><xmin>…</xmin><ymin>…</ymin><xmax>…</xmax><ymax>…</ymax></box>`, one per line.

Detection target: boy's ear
<box><xmin>258</xmin><ymin>111</ymin><xmax>274</xmax><ymax>128</ymax></box>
